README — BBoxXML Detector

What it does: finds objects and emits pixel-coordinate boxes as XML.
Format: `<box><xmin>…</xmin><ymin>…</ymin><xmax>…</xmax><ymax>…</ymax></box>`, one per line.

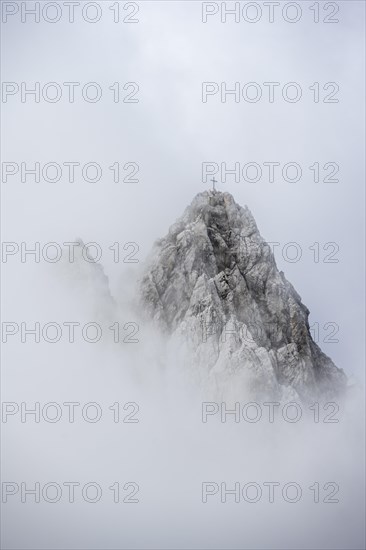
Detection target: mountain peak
<box><xmin>140</xmin><ymin>192</ymin><xmax>346</xmax><ymax>401</ymax></box>
<box><xmin>177</xmin><ymin>189</ymin><xmax>253</xmax><ymax>225</ymax></box>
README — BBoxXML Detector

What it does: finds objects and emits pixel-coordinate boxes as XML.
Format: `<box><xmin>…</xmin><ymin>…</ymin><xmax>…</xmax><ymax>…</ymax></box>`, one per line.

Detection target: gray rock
<box><xmin>139</xmin><ymin>191</ymin><xmax>346</xmax><ymax>401</ymax></box>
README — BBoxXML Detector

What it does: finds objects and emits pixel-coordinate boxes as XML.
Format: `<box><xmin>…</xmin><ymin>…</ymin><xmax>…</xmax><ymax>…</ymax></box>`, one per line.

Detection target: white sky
<box><xmin>1</xmin><ymin>3</ymin><xmax>365</xmax><ymax>549</ymax></box>
<box><xmin>2</xmin><ymin>0</ymin><xmax>365</xmax><ymax>379</ymax></box>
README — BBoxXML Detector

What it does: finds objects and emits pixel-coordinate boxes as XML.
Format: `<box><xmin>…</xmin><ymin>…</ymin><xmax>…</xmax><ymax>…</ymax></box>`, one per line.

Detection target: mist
<box><xmin>1</xmin><ymin>1</ymin><xmax>365</xmax><ymax>549</ymax></box>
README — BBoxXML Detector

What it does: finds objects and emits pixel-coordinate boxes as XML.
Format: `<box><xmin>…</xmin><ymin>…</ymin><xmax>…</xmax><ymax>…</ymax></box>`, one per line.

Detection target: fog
<box><xmin>1</xmin><ymin>1</ymin><xmax>365</xmax><ymax>548</ymax></box>
<box><xmin>2</xmin><ymin>260</ymin><xmax>365</xmax><ymax>548</ymax></box>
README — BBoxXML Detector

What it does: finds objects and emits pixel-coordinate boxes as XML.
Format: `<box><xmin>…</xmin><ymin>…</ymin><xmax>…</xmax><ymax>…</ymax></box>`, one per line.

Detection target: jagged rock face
<box><xmin>140</xmin><ymin>191</ymin><xmax>346</xmax><ymax>401</ymax></box>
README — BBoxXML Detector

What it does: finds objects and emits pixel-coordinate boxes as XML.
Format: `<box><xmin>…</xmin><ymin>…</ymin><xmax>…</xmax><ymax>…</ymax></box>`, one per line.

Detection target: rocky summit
<box><xmin>139</xmin><ymin>191</ymin><xmax>346</xmax><ymax>402</ymax></box>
